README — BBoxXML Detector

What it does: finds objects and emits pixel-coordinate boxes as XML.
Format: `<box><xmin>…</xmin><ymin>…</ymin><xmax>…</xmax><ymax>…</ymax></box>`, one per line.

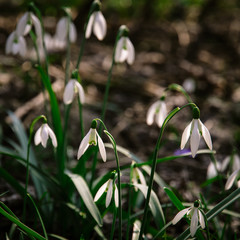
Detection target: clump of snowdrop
<box><xmin>146</xmin><ymin>96</ymin><xmax>167</xmax><ymax>128</ymax></box>
<box><xmin>85</xmin><ymin>0</ymin><xmax>107</xmax><ymax>41</ymax></box>
<box><xmin>5</xmin><ymin>31</ymin><xmax>27</xmax><ymax>57</ymax></box>
<box><xmin>172</xmin><ymin>200</ymin><xmax>206</xmax><ymax>237</ymax></box>
<box><xmin>181</xmin><ymin>107</ymin><xmax>212</xmax><ymax>158</ymax></box>
<box><xmin>34</xmin><ymin>123</ymin><xmax>57</xmax><ymax>148</ymax></box>
<box><xmin>77</xmin><ymin>120</ymin><xmax>106</xmax><ymax>161</ymax></box>
<box><xmin>94</xmin><ymin>177</ymin><xmax>118</xmax><ymax>208</ymax></box>
<box><xmin>54</xmin><ymin>16</ymin><xmax>77</xmax><ymax>49</ymax></box>
<box><xmin>63</xmin><ymin>78</ymin><xmax>85</xmax><ymax>105</ymax></box>
<box><xmin>114</xmin><ymin>25</ymin><xmax>135</xmax><ymax>65</ymax></box>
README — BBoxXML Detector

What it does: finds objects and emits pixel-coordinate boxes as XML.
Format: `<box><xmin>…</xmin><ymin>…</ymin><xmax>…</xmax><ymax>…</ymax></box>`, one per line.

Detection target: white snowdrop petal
<box><xmin>114</xmin><ymin>37</ymin><xmax>125</xmax><ymax>62</ymax></box>
<box><xmin>93</xmin><ymin>11</ymin><xmax>107</xmax><ymax>40</ymax></box>
<box><xmin>77</xmin><ymin>130</ymin><xmax>91</xmax><ymax>159</ymax></box>
<box><xmin>172</xmin><ymin>208</ymin><xmax>190</xmax><ymax>225</ymax></box>
<box><xmin>190</xmin><ymin>208</ymin><xmax>198</xmax><ymax>237</ymax></box>
<box><xmin>19</xmin><ymin>36</ymin><xmax>27</xmax><ymax>57</ymax></box>
<box><xmin>114</xmin><ymin>184</ymin><xmax>119</xmax><ymax>207</ymax></box>
<box><xmin>190</xmin><ymin>120</ymin><xmax>201</xmax><ymax>158</ymax></box>
<box><xmin>225</xmin><ymin>169</ymin><xmax>240</xmax><ymax>190</ymax></box>
<box><xmin>156</xmin><ymin>102</ymin><xmax>167</xmax><ymax>128</ymax></box>
<box><xmin>137</xmin><ymin>168</ymin><xmax>146</xmax><ymax>186</ymax></box>
<box><xmin>233</xmin><ymin>155</ymin><xmax>240</xmax><ymax>170</ymax></box>
<box><xmin>198</xmin><ymin>210</ymin><xmax>205</xmax><ymax>229</ymax></box>
<box><xmin>94</xmin><ymin>181</ymin><xmax>108</xmax><ymax>202</ymax></box>
<box><xmin>56</xmin><ymin>17</ymin><xmax>67</xmax><ymax>41</ymax></box>
<box><xmin>16</xmin><ymin>12</ymin><xmax>29</xmax><ymax>36</ymax></box>
<box><xmin>97</xmin><ymin>132</ymin><xmax>107</xmax><ymax>162</ymax></box>
<box><xmin>221</xmin><ymin>156</ymin><xmax>230</xmax><ymax>172</ymax></box>
<box><xmin>70</xmin><ymin>23</ymin><xmax>77</xmax><ymax>43</ymax></box>
<box><xmin>180</xmin><ymin>121</ymin><xmax>192</xmax><ymax>149</ymax></box>
<box><xmin>12</xmin><ymin>43</ymin><xmax>19</xmax><ymax>55</ymax></box>
<box><xmin>119</xmin><ymin>49</ymin><xmax>128</xmax><ymax>62</ymax></box>
<box><xmin>46</xmin><ymin>124</ymin><xmax>58</xmax><ymax>147</ymax></box>
<box><xmin>41</xmin><ymin>124</ymin><xmax>49</xmax><ymax>148</ymax></box>
<box><xmin>31</xmin><ymin>13</ymin><xmax>42</xmax><ymax>39</ymax></box>
<box><xmin>75</xmin><ymin>81</ymin><xmax>85</xmax><ymax>104</ymax></box>
<box><xmin>199</xmin><ymin>120</ymin><xmax>212</xmax><ymax>150</ymax></box>
<box><xmin>34</xmin><ymin>127</ymin><xmax>42</xmax><ymax>145</ymax></box>
<box><xmin>6</xmin><ymin>32</ymin><xmax>15</xmax><ymax>54</ymax></box>
<box><xmin>146</xmin><ymin>101</ymin><xmax>160</xmax><ymax>126</ymax></box>
<box><xmin>106</xmin><ymin>179</ymin><xmax>113</xmax><ymax>208</ymax></box>
<box><xmin>63</xmin><ymin>80</ymin><xmax>75</xmax><ymax>104</ymax></box>
<box><xmin>85</xmin><ymin>13</ymin><xmax>95</xmax><ymax>39</ymax></box>
<box><xmin>126</xmin><ymin>38</ymin><xmax>135</xmax><ymax>64</ymax></box>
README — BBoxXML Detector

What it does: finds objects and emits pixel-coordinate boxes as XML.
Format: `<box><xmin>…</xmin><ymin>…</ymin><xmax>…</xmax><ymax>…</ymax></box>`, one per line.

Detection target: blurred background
<box><xmin>1</xmin><ymin>0</ymin><xmax>240</xmax><ymax>235</ymax></box>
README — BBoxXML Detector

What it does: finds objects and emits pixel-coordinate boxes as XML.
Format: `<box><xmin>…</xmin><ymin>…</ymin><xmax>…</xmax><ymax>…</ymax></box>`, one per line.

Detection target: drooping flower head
<box><xmin>5</xmin><ymin>31</ymin><xmax>27</xmax><ymax>57</ymax></box>
<box><xmin>85</xmin><ymin>0</ymin><xmax>107</xmax><ymax>41</ymax></box>
<box><xmin>131</xmin><ymin>161</ymin><xmax>146</xmax><ymax>191</ymax></box>
<box><xmin>77</xmin><ymin>120</ymin><xmax>106</xmax><ymax>162</ymax></box>
<box><xmin>172</xmin><ymin>200</ymin><xmax>206</xmax><ymax>237</ymax></box>
<box><xmin>146</xmin><ymin>96</ymin><xmax>167</xmax><ymax>128</ymax></box>
<box><xmin>54</xmin><ymin>16</ymin><xmax>77</xmax><ymax>49</ymax></box>
<box><xmin>16</xmin><ymin>11</ymin><xmax>42</xmax><ymax>40</ymax></box>
<box><xmin>114</xmin><ymin>25</ymin><xmax>135</xmax><ymax>65</ymax></box>
<box><xmin>181</xmin><ymin>107</ymin><xmax>212</xmax><ymax>158</ymax></box>
<box><xmin>34</xmin><ymin>123</ymin><xmax>57</xmax><ymax>148</ymax></box>
<box><xmin>63</xmin><ymin>71</ymin><xmax>85</xmax><ymax>105</ymax></box>
<box><xmin>94</xmin><ymin>176</ymin><xmax>118</xmax><ymax>208</ymax></box>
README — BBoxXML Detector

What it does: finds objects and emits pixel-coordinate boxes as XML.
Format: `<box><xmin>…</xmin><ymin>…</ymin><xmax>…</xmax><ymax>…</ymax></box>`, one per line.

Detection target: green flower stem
<box><xmin>139</xmin><ymin>103</ymin><xmax>196</xmax><ymax>239</ymax></box>
<box><xmin>110</xmin><ymin>208</ymin><xmax>117</xmax><ymax>240</ymax></box>
<box><xmin>23</xmin><ymin>115</ymin><xmax>46</xmax><ymax>222</ymax></box>
<box><xmin>78</xmin><ymin>98</ymin><xmax>85</xmax><ymax>139</ymax></box>
<box><xmin>95</xmin><ymin>118</ymin><xmax>122</xmax><ymax>240</ymax></box>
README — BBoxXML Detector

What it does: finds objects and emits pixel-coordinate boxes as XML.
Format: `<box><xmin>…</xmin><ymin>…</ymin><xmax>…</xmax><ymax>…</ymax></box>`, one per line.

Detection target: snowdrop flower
<box><xmin>77</xmin><ymin>120</ymin><xmax>106</xmax><ymax>161</ymax></box>
<box><xmin>181</xmin><ymin>107</ymin><xmax>212</xmax><ymax>158</ymax></box>
<box><xmin>54</xmin><ymin>17</ymin><xmax>77</xmax><ymax>49</ymax></box>
<box><xmin>207</xmin><ymin>161</ymin><xmax>221</xmax><ymax>179</ymax></box>
<box><xmin>94</xmin><ymin>178</ymin><xmax>118</xmax><ymax>207</ymax></box>
<box><xmin>85</xmin><ymin>9</ymin><xmax>107</xmax><ymax>40</ymax></box>
<box><xmin>63</xmin><ymin>79</ymin><xmax>85</xmax><ymax>105</ymax></box>
<box><xmin>115</xmin><ymin>26</ymin><xmax>135</xmax><ymax>65</ymax></box>
<box><xmin>131</xmin><ymin>162</ymin><xmax>146</xmax><ymax>191</ymax></box>
<box><xmin>34</xmin><ymin>123</ymin><xmax>57</xmax><ymax>148</ymax></box>
<box><xmin>146</xmin><ymin>98</ymin><xmax>167</xmax><ymax>128</ymax></box>
<box><xmin>5</xmin><ymin>31</ymin><xmax>27</xmax><ymax>57</ymax></box>
<box><xmin>225</xmin><ymin>168</ymin><xmax>240</xmax><ymax>190</ymax></box>
<box><xmin>172</xmin><ymin>200</ymin><xmax>205</xmax><ymax>237</ymax></box>
<box><xmin>16</xmin><ymin>12</ymin><xmax>42</xmax><ymax>39</ymax></box>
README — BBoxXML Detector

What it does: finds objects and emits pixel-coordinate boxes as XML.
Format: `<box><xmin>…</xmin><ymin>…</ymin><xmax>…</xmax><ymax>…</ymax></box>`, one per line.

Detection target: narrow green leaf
<box><xmin>134</xmin><ymin>184</ymin><xmax>165</xmax><ymax>230</ymax></box>
<box><xmin>0</xmin><ymin>206</ymin><xmax>46</xmax><ymax>240</ymax></box>
<box><xmin>66</xmin><ymin>172</ymin><xmax>103</xmax><ymax>226</ymax></box>
<box><xmin>164</xmin><ymin>187</ymin><xmax>185</xmax><ymax>211</ymax></box>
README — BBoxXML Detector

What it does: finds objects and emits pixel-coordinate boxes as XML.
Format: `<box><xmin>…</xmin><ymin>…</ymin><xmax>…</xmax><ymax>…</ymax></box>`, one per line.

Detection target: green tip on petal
<box><xmin>119</xmin><ymin>25</ymin><xmax>129</xmax><ymax>37</ymax></box>
<box><xmin>91</xmin><ymin>119</ymin><xmax>97</xmax><ymax>129</ymax></box>
<box><xmin>92</xmin><ymin>0</ymin><xmax>101</xmax><ymax>11</ymax></box>
<box><xmin>160</xmin><ymin>95</ymin><xmax>165</xmax><ymax>101</ymax></box>
<box><xmin>192</xmin><ymin>106</ymin><xmax>200</xmax><ymax>119</ymax></box>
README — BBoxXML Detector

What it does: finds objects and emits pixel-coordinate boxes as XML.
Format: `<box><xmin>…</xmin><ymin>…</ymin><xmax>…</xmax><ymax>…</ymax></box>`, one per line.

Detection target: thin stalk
<box><xmin>110</xmin><ymin>208</ymin><xmax>117</xmax><ymax>240</ymax></box>
<box><xmin>138</xmin><ymin>106</ymin><xmax>183</xmax><ymax>239</ymax></box>
<box><xmin>78</xmin><ymin>98</ymin><xmax>85</xmax><ymax>139</ymax></box>
<box><xmin>23</xmin><ymin>115</ymin><xmax>46</xmax><ymax>222</ymax></box>
<box><xmin>65</xmin><ymin>13</ymin><xmax>71</xmax><ymax>84</ymax></box>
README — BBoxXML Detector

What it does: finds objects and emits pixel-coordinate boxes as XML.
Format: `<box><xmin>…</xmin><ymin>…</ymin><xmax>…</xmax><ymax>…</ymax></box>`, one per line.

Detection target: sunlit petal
<box><xmin>6</xmin><ymin>32</ymin><xmax>15</xmax><ymax>54</ymax></box>
<box><xmin>106</xmin><ymin>179</ymin><xmax>113</xmax><ymax>207</ymax></box>
<box><xmin>114</xmin><ymin>37</ymin><xmax>125</xmax><ymax>62</ymax></box>
<box><xmin>46</xmin><ymin>124</ymin><xmax>58</xmax><ymax>147</ymax></box>
<box><xmin>126</xmin><ymin>38</ymin><xmax>135</xmax><ymax>64</ymax></box>
<box><xmin>34</xmin><ymin>127</ymin><xmax>42</xmax><ymax>146</ymax></box>
<box><xmin>85</xmin><ymin>13</ymin><xmax>95</xmax><ymax>39</ymax></box>
<box><xmin>63</xmin><ymin>80</ymin><xmax>75</xmax><ymax>104</ymax></box>
<box><xmin>16</xmin><ymin>12</ymin><xmax>28</xmax><ymax>36</ymax></box>
<box><xmin>199</xmin><ymin>120</ymin><xmax>212</xmax><ymax>150</ymax></box>
<box><xmin>31</xmin><ymin>13</ymin><xmax>42</xmax><ymax>39</ymax></box>
<box><xmin>97</xmin><ymin>132</ymin><xmax>106</xmax><ymax>162</ymax></box>
<box><xmin>114</xmin><ymin>184</ymin><xmax>119</xmax><ymax>207</ymax></box>
<box><xmin>41</xmin><ymin>124</ymin><xmax>49</xmax><ymax>148</ymax></box>
<box><xmin>190</xmin><ymin>119</ymin><xmax>200</xmax><ymax>157</ymax></box>
<box><xmin>77</xmin><ymin>130</ymin><xmax>91</xmax><ymax>159</ymax></box>
<box><xmin>172</xmin><ymin>208</ymin><xmax>191</xmax><ymax>225</ymax></box>
<box><xmin>75</xmin><ymin>81</ymin><xmax>85</xmax><ymax>104</ymax></box>
<box><xmin>55</xmin><ymin>17</ymin><xmax>67</xmax><ymax>41</ymax></box>
<box><xmin>198</xmin><ymin>209</ymin><xmax>205</xmax><ymax>229</ymax></box>
<box><xmin>225</xmin><ymin>169</ymin><xmax>240</xmax><ymax>190</ymax></box>
<box><xmin>19</xmin><ymin>36</ymin><xmax>27</xmax><ymax>57</ymax></box>
<box><xmin>136</xmin><ymin>168</ymin><xmax>146</xmax><ymax>186</ymax></box>
<box><xmin>69</xmin><ymin>22</ymin><xmax>77</xmax><ymax>43</ymax></box>
<box><xmin>146</xmin><ymin>101</ymin><xmax>160</xmax><ymax>126</ymax></box>
<box><xmin>94</xmin><ymin>181</ymin><xmax>108</xmax><ymax>202</ymax></box>
<box><xmin>190</xmin><ymin>208</ymin><xmax>198</xmax><ymax>237</ymax></box>
<box><xmin>180</xmin><ymin>121</ymin><xmax>192</xmax><ymax>149</ymax></box>
<box><xmin>93</xmin><ymin>11</ymin><xmax>107</xmax><ymax>40</ymax></box>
